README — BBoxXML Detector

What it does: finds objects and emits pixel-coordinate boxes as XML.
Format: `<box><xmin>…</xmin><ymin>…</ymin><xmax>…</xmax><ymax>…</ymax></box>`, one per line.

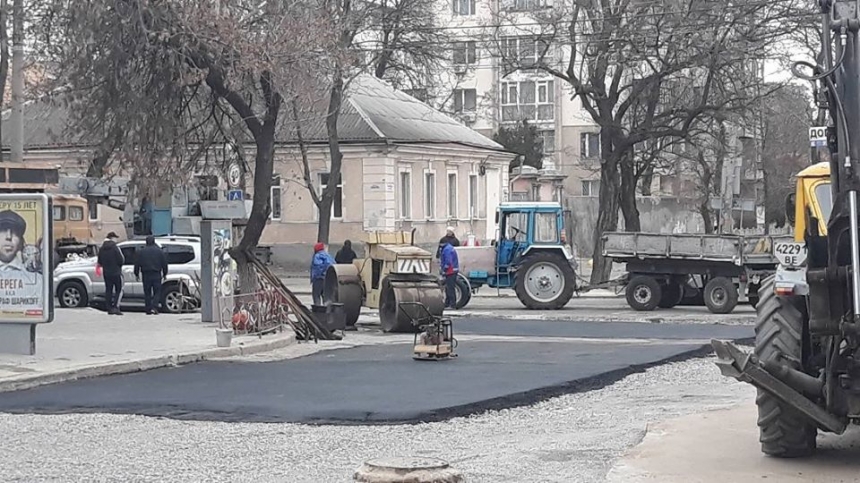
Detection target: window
<box><xmin>531</xmin><ymin>184</ymin><xmax>540</xmax><ymax>201</ymax></box>
<box><xmin>119</xmin><ymin>245</ymin><xmax>139</xmax><ymax>266</ymax></box>
<box><xmin>815</xmin><ymin>182</ymin><xmax>833</xmax><ymax>222</ymax></box>
<box><xmin>270</xmin><ymin>175</ymin><xmax>282</xmax><ymax>220</ymax></box>
<box><xmin>500</xmin><ymin>80</ymin><xmax>554</xmax><ymax>122</ymax></box>
<box><xmin>399</xmin><ymin>170</ymin><xmax>412</xmax><ymax>219</ymax></box>
<box><xmin>453</xmin><ymin>41</ymin><xmax>477</xmax><ymax>65</ymax></box>
<box><xmin>69</xmin><ymin>206</ymin><xmax>85</xmax><ymax>221</ymax></box>
<box><xmin>447</xmin><ymin>172</ymin><xmax>458</xmax><ymax>218</ymax></box>
<box><xmin>453</xmin><ymin>0</ymin><xmax>476</xmax><ymax>15</ymax></box>
<box><xmin>534</xmin><ymin>212</ymin><xmax>558</xmax><ymax>243</ymax></box>
<box><xmin>453</xmin><ymin>89</ymin><xmax>477</xmax><ymax>113</ymax></box>
<box><xmin>52</xmin><ymin>206</ymin><xmax>65</xmax><ymax>221</ymax></box>
<box><xmin>504</xmin><ymin>0</ymin><xmax>551</xmax><ymax>11</ymax></box>
<box><xmin>87</xmin><ymin>199</ymin><xmax>99</xmax><ymax>221</ymax></box>
<box><xmin>539</xmin><ymin>130</ymin><xmax>555</xmax><ymax>154</ymax></box>
<box><xmin>468</xmin><ymin>174</ymin><xmax>478</xmax><ymax>218</ymax></box>
<box><xmin>581</xmin><ymin>132</ymin><xmax>601</xmax><ymax>159</ymax></box>
<box><xmin>501</xmin><ymin>37</ymin><xmax>550</xmax><ymax>69</ymax></box>
<box><xmin>318</xmin><ymin>172</ymin><xmax>343</xmax><ymax>219</ymax></box>
<box><xmin>162</xmin><ymin>244</ymin><xmax>196</xmax><ymax>265</ymax></box>
<box><xmin>424</xmin><ymin>170</ymin><xmax>436</xmax><ymax>219</ymax></box>
<box><xmin>581</xmin><ymin>179</ymin><xmax>600</xmax><ymax>197</ymax></box>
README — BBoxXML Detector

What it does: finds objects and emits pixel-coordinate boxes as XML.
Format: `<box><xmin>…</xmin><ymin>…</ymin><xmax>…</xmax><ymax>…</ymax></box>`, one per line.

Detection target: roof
<box><xmin>3</xmin><ymin>74</ymin><xmax>509</xmax><ymax>154</ymax></box>
<box><xmin>797</xmin><ymin>162</ymin><xmax>830</xmax><ymax>179</ymax></box>
<box><xmin>499</xmin><ymin>202</ymin><xmax>563</xmax><ymax>209</ymax></box>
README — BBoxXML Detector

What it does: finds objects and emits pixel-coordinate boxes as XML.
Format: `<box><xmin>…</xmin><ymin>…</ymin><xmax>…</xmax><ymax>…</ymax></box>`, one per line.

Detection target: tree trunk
<box><xmin>699</xmin><ymin>199</ymin><xmax>714</xmax><ymax>234</ymax></box>
<box><xmin>319</xmin><ymin>69</ymin><xmax>346</xmax><ymax>244</ymax></box>
<box><xmin>590</xmin><ymin>127</ymin><xmax>621</xmax><ymax>285</ymax></box>
<box><xmin>232</xmin><ymin>126</ymin><xmax>276</xmax><ymax>292</ymax></box>
<box><xmin>618</xmin><ymin>150</ymin><xmax>641</xmax><ymax>232</ymax></box>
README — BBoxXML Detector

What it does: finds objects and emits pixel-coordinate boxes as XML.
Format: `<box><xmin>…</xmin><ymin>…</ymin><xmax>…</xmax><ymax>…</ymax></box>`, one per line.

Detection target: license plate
<box><xmin>773</xmin><ymin>242</ymin><xmax>807</xmax><ymax>267</ymax></box>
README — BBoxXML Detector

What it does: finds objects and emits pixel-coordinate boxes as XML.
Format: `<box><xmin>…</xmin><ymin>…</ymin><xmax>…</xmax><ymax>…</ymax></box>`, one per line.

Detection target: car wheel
<box><xmin>58</xmin><ymin>280</ymin><xmax>88</xmax><ymax>308</ymax></box>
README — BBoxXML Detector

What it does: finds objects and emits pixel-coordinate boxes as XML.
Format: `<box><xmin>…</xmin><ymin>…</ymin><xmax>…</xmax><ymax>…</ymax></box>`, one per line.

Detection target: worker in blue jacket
<box><xmin>310</xmin><ymin>242</ymin><xmax>335</xmax><ymax>306</ymax></box>
<box><xmin>440</xmin><ymin>242</ymin><xmax>460</xmax><ymax>309</ymax></box>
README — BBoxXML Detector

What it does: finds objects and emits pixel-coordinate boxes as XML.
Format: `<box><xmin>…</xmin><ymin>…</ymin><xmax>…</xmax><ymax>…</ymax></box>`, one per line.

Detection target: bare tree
<box><xmin>32</xmin><ymin>0</ymin><xmax>339</xmax><ymax>290</ymax></box>
<box><xmin>488</xmin><ymin>0</ymin><xmax>806</xmax><ymax>282</ymax></box>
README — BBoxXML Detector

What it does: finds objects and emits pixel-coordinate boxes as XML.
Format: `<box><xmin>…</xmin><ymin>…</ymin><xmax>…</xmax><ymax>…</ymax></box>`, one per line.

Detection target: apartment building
<box><xmin>367</xmin><ymin>0</ymin><xmax>603</xmax><ymax>199</ymax></box>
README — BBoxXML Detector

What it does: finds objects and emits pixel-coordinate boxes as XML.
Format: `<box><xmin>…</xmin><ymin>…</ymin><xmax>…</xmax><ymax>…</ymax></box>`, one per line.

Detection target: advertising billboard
<box><xmin>0</xmin><ymin>194</ymin><xmax>53</xmax><ymax>323</ymax></box>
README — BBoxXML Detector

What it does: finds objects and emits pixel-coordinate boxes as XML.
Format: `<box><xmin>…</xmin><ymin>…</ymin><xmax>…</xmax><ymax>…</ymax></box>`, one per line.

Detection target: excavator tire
<box><xmin>754</xmin><ymin>276</ymin><xmax>817</xmax><ymax>457</ymax></box>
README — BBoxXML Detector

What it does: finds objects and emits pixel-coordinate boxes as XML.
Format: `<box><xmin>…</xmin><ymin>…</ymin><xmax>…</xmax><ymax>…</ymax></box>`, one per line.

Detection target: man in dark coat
<box><xmin>436</xmin><ymin>226</ymin><xmax>460</xmax><ymax>259</ymax></box>
<box><xmin>335</xmin><ymin>239</ymin><xmax>357</xmax><ymax>264</ymax></box>
<box><xmin>97</xmin><ymin>231</ymin><xmax>124</xmax><ymax>315</ymax></box>
<box><xmin>134</xmin><ymin>236</ymin><xmax>168</xmax><ymax>314</ymax></box>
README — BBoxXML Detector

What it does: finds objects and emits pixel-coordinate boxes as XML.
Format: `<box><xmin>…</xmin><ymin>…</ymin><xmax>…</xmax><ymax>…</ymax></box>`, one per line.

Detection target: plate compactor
<box><xmin>399</xmin><ymin>302</ymin><xmax>458</xmax><ymax>361</ymax></box>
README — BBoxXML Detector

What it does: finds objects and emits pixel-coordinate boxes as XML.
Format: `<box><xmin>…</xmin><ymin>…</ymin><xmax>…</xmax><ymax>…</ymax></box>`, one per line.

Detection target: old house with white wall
<box><xmin>2</xmin><ymin>75</ymin><xmax>514</xmax><ymax>268</ymax></box>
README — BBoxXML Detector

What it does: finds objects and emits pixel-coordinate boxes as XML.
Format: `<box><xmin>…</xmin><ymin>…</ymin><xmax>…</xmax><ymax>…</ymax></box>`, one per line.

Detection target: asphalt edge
<box><xmin>0</xmin><ymin>331</ymin><xmax>296</xmax><ymax>394</ymax></box>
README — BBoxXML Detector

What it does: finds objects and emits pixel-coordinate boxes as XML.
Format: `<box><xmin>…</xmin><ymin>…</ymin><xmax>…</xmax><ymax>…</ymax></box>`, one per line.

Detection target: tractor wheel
<box><xmin>658</xmin><ymin>281</ymin><xmax>684</xmax><ymax>309</ymax></box>
<box><xmin>454</xmin><ymin>275</ymin><xmax>472</xmax><ymax>309</ymax></box>
<box><xmin>754</xmin><ymin>276</ymin><xmax>817</xmax><ymax>457</ymax></box>
<box><xmin>704</xmin><ymin>277</ymin><xmax>739</xmax><ymax>314</ymax></box>
<box><xmin>625</xmin><ymin>275</ymin><xmax>662</xmax><ymax>311</ymax></box>
<box><xmin>514</xmin><ymin>252</ymin><xmax>575</xmax><ymax>310</ymax></box>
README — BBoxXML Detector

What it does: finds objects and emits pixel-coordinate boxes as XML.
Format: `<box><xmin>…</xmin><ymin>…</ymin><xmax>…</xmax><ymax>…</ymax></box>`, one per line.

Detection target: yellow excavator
<box><xmin>711</xmin><ymin>0</ymin><xmax>860</xmax><ymax>458</ymax></box>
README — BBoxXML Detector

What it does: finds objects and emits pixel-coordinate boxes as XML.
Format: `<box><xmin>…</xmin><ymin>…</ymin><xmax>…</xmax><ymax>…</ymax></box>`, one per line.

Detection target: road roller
<box><xmin>324</xmin><ymin>231</ymin><xmax>444</xmax><ymax>332</ymax></box>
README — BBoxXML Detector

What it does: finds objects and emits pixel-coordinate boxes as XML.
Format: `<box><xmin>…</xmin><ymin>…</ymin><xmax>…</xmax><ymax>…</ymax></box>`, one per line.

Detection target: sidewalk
<box><xmin>0</xmin><ymin>308</ymin><xmax>295</xmax><ymax>393</ymax></box>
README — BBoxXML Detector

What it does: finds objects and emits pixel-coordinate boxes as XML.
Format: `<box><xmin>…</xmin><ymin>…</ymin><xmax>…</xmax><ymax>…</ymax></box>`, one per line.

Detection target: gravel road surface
<box><xmin>0</xmin><ymin>357</ymin><xmax>754</xmax><ymax>482</ymax></box>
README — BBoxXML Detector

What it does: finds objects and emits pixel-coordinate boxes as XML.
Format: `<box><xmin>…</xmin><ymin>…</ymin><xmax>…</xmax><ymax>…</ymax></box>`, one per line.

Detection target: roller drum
<box><xmin>379</xmin><ymin>275</ymin><xmax>444</xmax><ymax>333</ymax></box>
<box><xmin>324</xmin><ymin>264</ymin><xmax>363</xmax><ymax>327</ymax></box>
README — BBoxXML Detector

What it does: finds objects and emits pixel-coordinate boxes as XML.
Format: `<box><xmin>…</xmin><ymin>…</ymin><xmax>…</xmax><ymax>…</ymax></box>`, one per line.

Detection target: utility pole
<box><xmin>10</xmin><ymin>0</ymin><xmax>22</xmax><ymax>163</ymax></box>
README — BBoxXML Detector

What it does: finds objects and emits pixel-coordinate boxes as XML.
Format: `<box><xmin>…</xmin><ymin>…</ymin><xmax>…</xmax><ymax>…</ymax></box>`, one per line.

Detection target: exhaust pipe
<box><xmin>711</xmin><ymin>339</ymin><xmax>846</xmax><ymax>434</ymax></box>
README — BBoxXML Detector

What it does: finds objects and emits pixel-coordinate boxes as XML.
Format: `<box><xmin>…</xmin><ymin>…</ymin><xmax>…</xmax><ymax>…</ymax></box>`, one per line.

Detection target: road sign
<box><xmin>227</xmin><ymin>189</ymin><xmax>243</xmax><ymax>201</ymax></box>
<box><xmin>809</xmin><ymin>126</ymin><xmax>827</xmax><ymax>147</ymax></box>
<box><xmin>227</xmin><ymin>162</ymin><xmax>242</xmax><ymax>188</ymax></box>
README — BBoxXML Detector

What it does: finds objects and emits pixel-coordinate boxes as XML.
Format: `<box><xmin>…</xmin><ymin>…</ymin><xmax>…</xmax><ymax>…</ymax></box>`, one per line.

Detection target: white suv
<box><xmin>54</xmin><ymin>236</ymin><xmax>202</xmax><ymax>313</ymax></box>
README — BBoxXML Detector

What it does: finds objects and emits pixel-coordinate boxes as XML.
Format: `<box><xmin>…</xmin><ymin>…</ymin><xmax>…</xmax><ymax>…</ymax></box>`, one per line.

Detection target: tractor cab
<box><xmin>495</xmin><ymin>202</ymin><xmax>568</xmax><ymax>272</ymax></box>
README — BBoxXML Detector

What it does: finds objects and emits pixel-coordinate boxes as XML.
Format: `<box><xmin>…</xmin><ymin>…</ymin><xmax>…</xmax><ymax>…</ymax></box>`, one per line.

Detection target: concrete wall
<box><xmin>566</xmin><ymin>195</ymin><xmax>709</xmax><ymax>256</ymax></box>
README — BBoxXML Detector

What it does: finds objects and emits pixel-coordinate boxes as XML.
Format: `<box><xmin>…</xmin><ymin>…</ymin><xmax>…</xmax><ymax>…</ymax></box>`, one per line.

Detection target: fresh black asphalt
<box><xmin>455</xmin><ymin>317</ymin><xmax>753</xmax><ymax>341</ymax></box>
<box><xmin>0</xmin><ymin>319</ymin><xmax>751</xmax><ymax>424</ymax></box>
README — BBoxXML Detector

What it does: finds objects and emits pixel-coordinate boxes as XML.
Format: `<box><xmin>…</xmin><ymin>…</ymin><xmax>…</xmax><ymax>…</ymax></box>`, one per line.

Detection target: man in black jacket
<box><xmin>134</xmin><ymin>236</ymin><xmax>168</xmax><ymax>315</ymax></box>
<box><xmin>97</xmin><ymin>232</ymin><xmax>124</xmax><ymax>315</ymax></box>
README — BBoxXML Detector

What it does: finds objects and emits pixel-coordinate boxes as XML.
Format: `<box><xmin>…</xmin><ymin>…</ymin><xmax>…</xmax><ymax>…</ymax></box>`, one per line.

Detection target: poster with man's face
<box><xmin>0</xmin><ymin>194</ymin><xmax>52</xmax><ymax>323</ymax></box>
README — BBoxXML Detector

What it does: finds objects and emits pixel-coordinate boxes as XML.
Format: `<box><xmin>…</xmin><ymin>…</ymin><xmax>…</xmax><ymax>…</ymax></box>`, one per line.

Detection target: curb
<box><xmin>0</xmin><ymin>331</ymin><xmax>296</xmax><ymax>394</ymax></box>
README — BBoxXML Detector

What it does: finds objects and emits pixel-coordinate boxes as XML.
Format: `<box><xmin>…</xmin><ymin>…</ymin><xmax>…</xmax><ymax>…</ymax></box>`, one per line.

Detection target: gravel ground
<box><xmin>0</xmin><ymin>356</ymin><xmax>755</xmax><ymax>483</ymax></box>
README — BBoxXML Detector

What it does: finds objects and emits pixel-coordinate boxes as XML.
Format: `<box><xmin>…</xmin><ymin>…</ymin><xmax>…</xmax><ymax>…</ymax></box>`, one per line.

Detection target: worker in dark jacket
<box><xmin>97</xmin><ymin>231</ymin><xmax>124</xmax><ymax>315</ymax></box>
<box><xmin>436</xmin><ymin>226</ymin><xmax>460</xmax><ymax>259</ymax></box>
<box><xmin>335</xmin><ymin>239</ymin><xmax>357</xmax><ymax>264</ymax></box>
<box><xmin>134</xmin><ymin>236</ymin><xmax>168</xmax><ymax>314</ymax></box>
<box><xmin>440</xmin><ymin>242</ymin><xmax>460</xmax><ymax>309</ymax></box>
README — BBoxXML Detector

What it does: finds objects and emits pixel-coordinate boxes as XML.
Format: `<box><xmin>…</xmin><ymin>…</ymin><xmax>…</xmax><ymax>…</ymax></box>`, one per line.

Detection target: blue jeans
<box><xmin>445</xmin><ymin>273</ymin><xmax>457</xmax><ymax>308</ymax></box>
<box><xmin>142</xmin><ymin>273</ymin><xmax>162</xmax><ymax>312</ymax></box>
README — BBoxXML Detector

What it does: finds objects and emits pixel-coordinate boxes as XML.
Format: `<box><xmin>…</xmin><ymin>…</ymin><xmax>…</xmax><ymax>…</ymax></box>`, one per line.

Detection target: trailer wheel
<box><xmin>658</xmin><ymin>282</ymin><xmax>684</xmax><ymax>309</ymax></box>
<box><xmin>454</xmin><ymin>274</ymin><xmax>472</xmax><ymax>309</ymax></box>
<box><xmin>514</xmin><ymin>251</ymin><xmax>575</xmax><ymax>310</ymax></box>
<box><xmin>625</xmin><ymin>276</ymin><xmax>662</xmax><ymax>311</ymax></box>
<box><xmin>704</xmin><ymin>277</ymin><xmax>738</xmax><ymax>314</ymax></box>
<box><xmin>754</xmin><ymin>276</ymin><xmax>817</xmax><ymax>457</ymax></box>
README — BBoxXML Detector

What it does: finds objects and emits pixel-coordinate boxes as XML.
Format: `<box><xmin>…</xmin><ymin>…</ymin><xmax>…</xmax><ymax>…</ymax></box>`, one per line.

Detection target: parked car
<box><xmin>54</xmin><ymin>236</ymin><xmax>202</xmax><ymax>313</ymax></box>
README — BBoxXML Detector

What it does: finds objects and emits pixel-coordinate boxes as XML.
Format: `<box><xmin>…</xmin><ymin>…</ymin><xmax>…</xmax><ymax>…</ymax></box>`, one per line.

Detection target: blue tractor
<box><xmin>454</xmin><ymin>202</ymin><xmax>577</xmax><ymax>310</ymax></box>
